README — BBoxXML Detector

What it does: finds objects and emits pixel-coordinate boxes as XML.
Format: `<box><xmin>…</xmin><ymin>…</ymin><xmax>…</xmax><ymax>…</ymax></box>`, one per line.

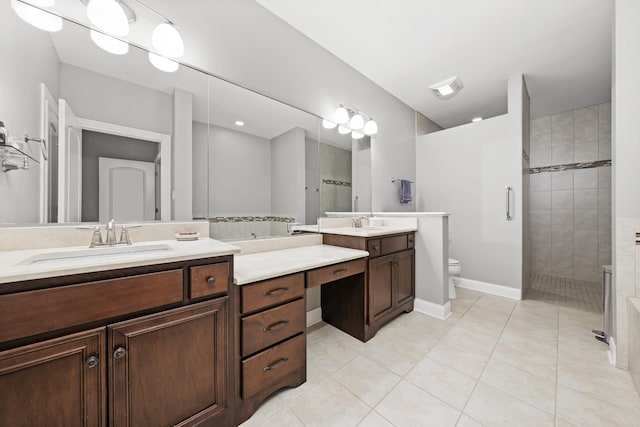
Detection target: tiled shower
<box><xmin>529</xmin><ymin>103</ymin><xmax>611</xmax><ymax>283</ymax></box>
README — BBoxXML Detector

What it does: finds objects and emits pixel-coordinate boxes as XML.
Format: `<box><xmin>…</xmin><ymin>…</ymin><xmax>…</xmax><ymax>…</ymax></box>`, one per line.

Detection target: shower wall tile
<box><xmin>574</xmin><ymin>141</ymin><xmax>599</xmax><ymax>163</ymax></box>
<box><xmin>531</xmin><ymin>191</ymin><xmax>552</xmax><ymax>211</ymax></box>
<box><xmin>574</xmin><ymin>189</ymin><xmax>598</xmax><ymax>210</ymax></box>
<box><xmin>529</xmin><ymin>102</ymin><xmax>611</xmax><ymax>281</ymax></box>
<box><xmin>574</xmin><ymin>168</ymin><xmax>597</xmax><ymax>189</ymax></box>
<box><xmin>530</xmin><ymin>172</ymin><xmax>551</xmax><ymax>191</ymax></box>
<box><xmin>552</xmin><ymin>190</ymin><xmax>573</xmax><ymax>210</ymax></box>
<box><xmin>552</xmin><ymin>170</ymin><xmax>573</xmax><ymax>190</ymax></box>
<box><xmin>552</xmin><ymin>144</ymin><xmax>574</xmax><ymax>164</ymax></box>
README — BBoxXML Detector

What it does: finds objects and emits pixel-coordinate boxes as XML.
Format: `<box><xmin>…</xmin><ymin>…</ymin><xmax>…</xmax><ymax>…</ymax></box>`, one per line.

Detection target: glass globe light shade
<box><xmin>338</xmin><ymin>125</ymin><xmax>351</xmax><ymax>135</ymax></box>
<box><xmin>90</xmin><ymin>30</ymin><xmax>129</xmax><ymax>55</ymax></box>
<box><xmin>86</xmin><ymin>0</ymin><xmax>129</xmax><ymax>37</ymax></box>
<box><xmin>363</xmin><ymin>120</ymin><xmax>378</xmax><ymax>136</ymax></box>
<box><xmin>349</xmin><ymin>113</ymin><xmax>364</xmax><ymax>130</ymax></box>
<box><xmin>148</xmin><ymin>52</ymin><xmax>179</xmax><ymax>73</ymax></box>
<box><xmin>333</xmin><ymin>107</ymin><xmax>349</xmax><ymax>124</ymax></box>
<box><xmin>322</xmin><ymin>119</ymin><xmax>337</xmax><ymax>129</ymax></box>
<box><xmin>352</xmin><ymin>131</ymin><xmax>365</xmax><ymax>140</ymax></box>
<box><xmin>12</xmin><ymin>0</ymin><xmax>62</xmax><ymax>32</ymax></box>
<box><xmin>152</xmin><ymin>23</ymin><xmax>184</xmax><ymax>58</ymax></box>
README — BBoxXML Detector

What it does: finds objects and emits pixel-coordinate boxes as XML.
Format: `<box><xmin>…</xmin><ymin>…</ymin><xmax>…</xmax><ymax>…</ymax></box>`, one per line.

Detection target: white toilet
<box><xmin>448</xmin><ymin>258</ymin><xmax>461</xmax><ymax>299</ymax></box>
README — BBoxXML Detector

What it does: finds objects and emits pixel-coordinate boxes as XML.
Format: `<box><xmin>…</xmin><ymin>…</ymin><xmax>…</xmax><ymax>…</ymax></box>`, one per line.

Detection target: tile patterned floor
<box><xmin>527</xmin><ymin>273</ymin><xmax>603</xmax><ymax>314</ymax></box>
<box><xmin>240</xmin><ymin>286</ymin><xmax>640</xmax><ymax>426</ymax></box>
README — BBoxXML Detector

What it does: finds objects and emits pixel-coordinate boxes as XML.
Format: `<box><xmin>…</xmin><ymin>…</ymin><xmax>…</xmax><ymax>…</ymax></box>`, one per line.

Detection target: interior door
<box><xmin>58</xmin><ymin>99</ymin><xmax>83</xmax><ymax>223</ymax></box>
<box><xmin>99</xmin><ymin>158</ymin><xmax>155</xmax><ymax>222</ymax></box>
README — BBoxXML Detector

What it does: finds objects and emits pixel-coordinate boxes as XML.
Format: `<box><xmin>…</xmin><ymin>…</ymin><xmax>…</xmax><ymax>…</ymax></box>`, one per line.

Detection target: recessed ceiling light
<box><xmin>235</xmin><ymin>120</ymin><xmax>244</xmax><ymax>126</ymax></box>
<box><xmin>428</xmin><ymin>76</ymin><xmax>464</xmax><ymax>100</ymax></box>
<box><xmin>472</xmin><ymin>117</ymin><xmax>483</xmax><ymax>122</ymax></box>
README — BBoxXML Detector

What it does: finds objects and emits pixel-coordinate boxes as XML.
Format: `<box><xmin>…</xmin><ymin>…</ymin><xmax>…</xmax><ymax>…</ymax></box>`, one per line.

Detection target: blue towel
<box><xmin>400</xmin><ymin>180</ymin><xmax>412</xmax><ymax>203</ymax></box>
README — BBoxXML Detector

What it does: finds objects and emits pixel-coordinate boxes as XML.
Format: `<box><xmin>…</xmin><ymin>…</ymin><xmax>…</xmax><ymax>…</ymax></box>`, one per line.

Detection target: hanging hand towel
<box><xmin>400</xmin><ymin>180</ymin><xmax>412</xmax><ymax>203</ymax></box>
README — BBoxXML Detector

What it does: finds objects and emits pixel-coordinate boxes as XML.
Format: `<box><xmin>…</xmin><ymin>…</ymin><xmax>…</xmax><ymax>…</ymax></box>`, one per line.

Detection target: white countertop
<box><xmin>317</xmin><ymin>225</ymin><xmax>417</xmax><ymax>237</ymax></box>
<box><xmin>234</xmin><ymin>244</ymin><xmax>369</xmax><ymax>285</ymax></box>
<box><xmin>0</xmin><ymin>239</ymin><xmax>241</xmax><ymax>284</ymax></box>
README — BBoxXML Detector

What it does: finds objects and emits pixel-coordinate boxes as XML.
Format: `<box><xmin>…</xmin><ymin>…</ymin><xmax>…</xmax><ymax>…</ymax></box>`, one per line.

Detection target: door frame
<box><xmin>78</xmin><ymin>118</ymin><xmax>172</xmax><ymax>221</ymax></box>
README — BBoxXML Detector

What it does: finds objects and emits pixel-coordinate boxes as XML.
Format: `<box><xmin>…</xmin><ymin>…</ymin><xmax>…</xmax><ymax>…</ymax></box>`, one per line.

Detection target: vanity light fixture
<box><xmin>148</xmin><ymin>52</ymin><xmax>178</xmax><ymax>72</ymax></box>
<box><xmin>90</xmin><ymin>30</ymin><xmax>129</xmax><ymax>55</ymax></box>
<box><xmin>11</xmin><ymin>0</ymin><xmax>63</xmax><ymax>32</ymax></box>
<box><xmin>330</xmin><ymin>105</ymin><xmax>378</xmax><ymax>137</ymax></box>
<box><xmin>152</xmin><ymin>22</ymin><xmax>184</xmax><ymax>58</ymax></box>
<box><xmin>234</xmin><ymin>120</ymin><xmax>245</xmax><ymax>127</ymax></box>
<box><xmin>472</xmin><ymin>117</ymin><xmax>483</xmax><ymax>123</ymax></box>
<box><xmin>351</xmin><ymin>131</ymin><xmax>364</xmax><ymax>140</ymax></box>
<box><xmin>428</xmin><ymin>76</ymin><xmax>464</xmax><ymax>100</ymax></box>
<box><xmin>322</xmin><ymin>119</ymin><xmax>337</xmax><ymax>129</ymax></box>
<box><xmin>86</xmin><ymin>0</ymin><xmax>129</xmax><ymax>37</ymax></box>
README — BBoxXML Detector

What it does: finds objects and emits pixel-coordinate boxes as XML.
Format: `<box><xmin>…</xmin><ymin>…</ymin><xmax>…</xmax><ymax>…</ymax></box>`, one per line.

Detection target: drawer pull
<box><xmin>263</xmin><ymin>287</ymin><xmax>289</xmax><ymax>296</ymax></box>
<box><xmin>85</xmin><ymin>356</ymin><xmax>99</xmax><ymax>369</ymax></box>
<box><xmin>373</xmin><ymin>245</ymin><xmax>379</xmax><ymax>251</ymax></box>
<box><xmin>113</xmin><ymin>347</ymin><xmax>126</xmax><ymax>360</ymax></box>
<box><xmin>206</xmin><ymin>276</ymin><xmax>216</xmax><ymax>286</ymax></box>
<box><xmin>263</xmin><ymin>357</ymin><xmax>289</xmax><ymax>372</ymax></box>
<box><xmin>263</xmin><ymin>320</ymin><xmax>289</xmax><ymax>332</ymax></box>
<box><xmin>333</xmin><ymin>268</ymin><xmax>348</xmax><ymax>275</ymax></box>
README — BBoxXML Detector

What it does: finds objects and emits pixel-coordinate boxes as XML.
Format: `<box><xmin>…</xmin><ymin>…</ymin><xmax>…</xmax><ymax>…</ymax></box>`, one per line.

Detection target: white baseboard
<box><xmin>453</xmin><ymin>277</ymin><xmax>522</xmax><ymax>300</ymax></box>
<box><xmin>414</xmin><ymin>298</ymin><xmax>451</xmax><ymax>320</ymax></box>
<box><xmin>608</xmin><ymin>336</ymin><xmax>616</xmax><ymax>367</ymax></box>
<box><xmin>306</xmin><ymin>307</ymin><xmax>322</xmax><ymax>327</ymax></box>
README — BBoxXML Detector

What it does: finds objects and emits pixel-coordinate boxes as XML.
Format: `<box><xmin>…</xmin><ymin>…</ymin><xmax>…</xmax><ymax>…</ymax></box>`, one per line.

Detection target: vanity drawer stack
<box><xmin>234</xmin><ymin>272</ymin><xmax>307</xmax><ymax>424</ymax></box>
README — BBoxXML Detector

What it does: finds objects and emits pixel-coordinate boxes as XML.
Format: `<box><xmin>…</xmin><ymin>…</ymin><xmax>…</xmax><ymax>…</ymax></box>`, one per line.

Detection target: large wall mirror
<box><xmin>0</xmin><ymin>0</ymin><xmax>357</xmax><ymax>240</ymax></box>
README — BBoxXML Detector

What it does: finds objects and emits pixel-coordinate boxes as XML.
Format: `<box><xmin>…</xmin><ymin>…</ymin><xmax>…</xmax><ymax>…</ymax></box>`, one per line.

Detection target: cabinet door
<box><xmin>396</xmin><ymin>249</ymin><xmax>415</xmax><ymax>306</ymax></box>
<box><xmin>109</xmin><ymin>298</ymin><xmax>231</xmax><ymax>427</ymax></box>
<box><xmin>0</xmin><ymin>328</ymin><xmax>105</xmax><ymax>427</ymax></box>
<box><xmin>368</xmin><ymin>255</ymin><xmax>395</xmax><ymax>323</ymax></box>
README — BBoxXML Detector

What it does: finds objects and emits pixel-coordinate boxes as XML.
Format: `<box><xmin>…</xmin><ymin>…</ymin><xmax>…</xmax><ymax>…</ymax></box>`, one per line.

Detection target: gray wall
<box><xmin>81</xmin><ymin>131</ymin><xmax>159</xmax><ymax>222</ymax></box>
<box><xmin>271</xmin><ymin>128</ymin><xmax>306</xmax><ymax>223</ymax></box>
<box><xmin>172</xmin><ymin>88</ymin><xmax>193</xmax><ymax>220</ymax></box>
<box><xmin>0</xmin><ymin>1</ymin><xmax>60</xmax><ymax>223</ymax></box>
<box><xmin>192</xmin><ymin>121</ymin><xmax>209</xmax><ymax>218</ymax></box>
<box><xmin>305</xmin><ymin>138</ymin><xmax>320</xmax><ymax>224</ymax></box>
<box><xmin>207</xmin><ymin>125</ymin><xmax>272</xmax><ymax>215</ymax></box>
<box><xmin>529</xmin><ymin>103</ymin><xmax>611</xmax><ymax>283</ymax></box>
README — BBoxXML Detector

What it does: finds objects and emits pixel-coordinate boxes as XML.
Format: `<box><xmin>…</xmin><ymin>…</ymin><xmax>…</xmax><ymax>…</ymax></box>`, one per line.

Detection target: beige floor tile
<box><xmin>427</xmin><ymin>337</ymin><xmax>490</xmax><ymax>379</ymax></box>
<box><xmin>376</xmin><ymin>380</ymin><xmax>460</xmax><ymax>427</ymax></box>
<box><xmin>455</xmin><ymin>287</ymin><xmax>484</xmax><ymax>303</ymax></box>
<box><xmin>465</xmin><ymin>304</ymin><xmax>513</xmax><ymax>324</ymax></box>
<box><xmin>492</xmin><ymin>331</ymin><xmax>558</xmax><ymax>381</ymax></box>
<box><xmin>454</xmin><ymin>315</ymin><xmax>507</xmax><ymax>339</ymax></box>
<box><xmin>406</xmin><ymin>356</ymin><xmax>477</xmax><ymax>411</ymax></box>
<box><xmin>398</xmin><ymin>310</ymin><xmax>458</xmax><ymax>338</ymax></box>
<box><xmin>363</xmin><ymin>339</ymin><xmax>426</xmax><ymax>377</ymax></box>
<box><xmin>357</xmin><ymin>410</ymin><xmax>394</xmax><ymax>427</ymax></box>
<box><xmin>442</xmin><ymin>324</ymin><xmax>500</xmax><ymax>356</ymax></box>
<box><xmin>502</xmin><ymin>317</ymin><xmax>558</xmax><ymax>341</ymax></box>
<box><xmin>556</xmin><ymin>384</ymin><xmax>640</xmax><ymax>427</ymax></box>
<box><xmin>451</xmin><ymin>299</ymin><xmax>474</xmax><ymax>314</ymax></box>
<box><xmin>258</xmin><ymin>407</ymin><xmax>304</xmax><ymax>427</ymax></box>
<box><xmin>472</xmin><ymin>294</ymin><xmax>517</xmax><ymax>314</ymax></box>
<box><xmin>276</xmin><ymin>359</ymin><xmax>327</xmax><ymax>403</ymax></box>
<box><xmin>557</xmin><ymin>358</ymin><xmax>640</xmax><ymax>413</ymax></box>
<box><xmin>554</xmin><ymin>417</ymin><xmax>579</xmax><ymax>426</ymax></box>
<box><xmin>239</xmin><ymin>395</ymin><xmax>286</xmax><ymax>427</ymax></box>
<box><xmin>481</xmin><ymin>358</ymin><xmax>556</xmax><ymax>415</ymax></box>
<box><xmin>288</xmin><ymin>377</ymin><xmax>370</xmax><ymax>427</ymax></box>
<box><xmin>333</xmin><ymin>355</ymin><xmax>401</xmax><ymax>407</ymax></box>
<box><xmin>372</xmin><ymin>317</ymin><xmax>441</xmax><ymax>353</ymax></box>
<box><xmin>455</xmin><ymin>414</ymin><xmax>485</xmax><ymax>426</ymax></box>
<box><xmin>464</xmin><ymin>382</ymin><xmax>554</xmax><ymax>426</ymax></box>
<box><xmin>307</xmin><ymin>334</ymin><xmax>363</xmax><ymax>375</ymax></box>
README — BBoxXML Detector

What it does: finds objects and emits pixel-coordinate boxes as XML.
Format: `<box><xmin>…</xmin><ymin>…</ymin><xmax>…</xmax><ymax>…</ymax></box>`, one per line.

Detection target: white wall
<box><xmin>192</xmin><ymin>121</ymin><xmax>208</xmax><ymax>218</ymax></box>
<box><xmin>612</xmin><ymin>0</ymin><xmax>640</xmax><ymax>369</ymax></box>
<box><xmin>207</xmin><ymin>125</ymin><xmax>272</xmax><ymax>215</ymax></box>
<box><xmin>352</xmin><ymin>138</ymin><xmax>372</xmax><ymax>212</ymax></box>
<box><xmin>170</xmin><ymin>0</ymin><xmax>416</xmax><ymax>212</ymax></box>
<box><xmin>271</xmin><ymin>128</ymin><xmax>306</xmax><ymax>223</ymax></box>
<box><xmin>416</xmin><ymin>75</ymin><xmax>525</xmax><ymax>291</ymax></box>
<box><xmin>59</xmin><ymin>64</ymin><xmax>172</xmax><ymax>135</ymax></box>
<box><xmin>172</xmin><ymin>89</ymin><xmax>193</xmax><ymax>220</ymax></box>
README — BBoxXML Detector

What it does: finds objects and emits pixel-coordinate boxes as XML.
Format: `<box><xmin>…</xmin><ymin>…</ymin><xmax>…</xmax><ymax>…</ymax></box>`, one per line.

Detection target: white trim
<box><xmin>77</xmin><ymin>118</ymin><xmax>172</xmax><ymax>221</ymax></box>
<box><xmin>306</xmin><ymin>307</ymin><xmax>322</xmax><ymax>327</ymax></box>
<box><xmin>608</xmin><ymin>336</ymin><xmax>616</xmax><ymax>367</ymax></box>
<box><xmin>453</xmin><ymin>277</ymin><xmax>522</xmax><ymax>300</ymax></box>
<box><xmin>414</xmin><ymin>298</ymin><xmax>451</xmax><ymax>320</ymax></box>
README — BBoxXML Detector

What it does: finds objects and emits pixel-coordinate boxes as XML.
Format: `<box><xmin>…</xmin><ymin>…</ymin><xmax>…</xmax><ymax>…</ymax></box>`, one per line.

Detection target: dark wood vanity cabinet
<box><xmin>323</xmin><ymin>232</ymin><xmax>415</xmax><ymax>341</ymax></box>
<box><xmin>0</xmin><ymin>256</ymin><xmax>234</xmax><ymax>427</ymax></box>
<box><xmin>233</xmin><ymin>273</ymin><xmax>306</xmax><ymax>425</ymax></box>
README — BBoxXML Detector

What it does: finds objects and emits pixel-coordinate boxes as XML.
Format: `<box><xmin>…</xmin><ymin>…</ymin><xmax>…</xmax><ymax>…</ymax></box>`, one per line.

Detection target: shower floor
<box><xmin>526</xmin><ymin>273</ymin><xmax>603</xmax><ymax>314</ymax></box>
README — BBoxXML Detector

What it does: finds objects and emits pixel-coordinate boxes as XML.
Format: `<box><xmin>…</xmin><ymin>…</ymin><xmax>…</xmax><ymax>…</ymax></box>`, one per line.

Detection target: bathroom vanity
<box><xmin>0</xmin><ymin>239</ymin><xmax>239</xmax><ymax>427</ymax></box>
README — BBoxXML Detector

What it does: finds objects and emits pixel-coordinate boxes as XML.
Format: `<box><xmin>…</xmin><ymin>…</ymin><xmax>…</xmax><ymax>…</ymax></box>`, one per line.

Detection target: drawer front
<box><xmin>408</xmin><ymin>233</ymin><xmax>415</xmax><ymax>249</ymax></box>
<box><xmin>241</xmin><ymin>299</ymin><xmax>305</xmax><ymax>357</ymax></box>
<box><xmin>367</xmin><ymin>239</ymin><xmax>381</xmax><ymax>258</ymax></box>
<box><xmin>241</xmin><ymin>273</ymin><xmax>305</xmax><ymax>314</ymax></box>
<box><xmin>0</xmin><ymin>270</ymin><xmax>184</xmax><ymax>344</ymax></box>
<box><xmin>241</xmin><ymin>334</ymin><xmax>305</xmax><ymax>399</ymax></box>
<box><xmin>190</xmin><ymin>262</ymin><xmax>229</xmax><ymax>299</ymax></box>
<box><xmin>381</xmin><ymin>235</ymin><xmax>408</xmax><ymax>255</ymax></box>
<box><xmin>306</xmin><ymin>258</ymin><xmax>366</xmax><ymax>288</ymax></box>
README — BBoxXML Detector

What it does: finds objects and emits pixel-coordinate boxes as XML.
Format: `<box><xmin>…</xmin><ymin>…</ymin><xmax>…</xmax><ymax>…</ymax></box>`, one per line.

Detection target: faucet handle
<box><xmin>76</xmin><ymin>226</ymin><xmax>104</xmax><ymax>248</ymax></box>
<box><xmin>119</xmin><ymin>224</ymin><xmax>141</xmax><ymax>245</ymax></box>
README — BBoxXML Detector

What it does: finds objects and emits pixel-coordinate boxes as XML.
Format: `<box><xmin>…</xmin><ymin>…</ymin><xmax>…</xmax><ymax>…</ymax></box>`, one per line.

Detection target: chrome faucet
<box><xmin>352</xmin><ymin>216</ymin><xmax>368</xmax><ymax>228</ymax></box>
<box><xmin>105</xmin><ymin>219</ymin><xmax>117</xmax><ymax>245</ymax></box>
<box><xmin>77</xmin><ymin>220</ymin><xmax>141</xmax><ymax>248</ymax></box>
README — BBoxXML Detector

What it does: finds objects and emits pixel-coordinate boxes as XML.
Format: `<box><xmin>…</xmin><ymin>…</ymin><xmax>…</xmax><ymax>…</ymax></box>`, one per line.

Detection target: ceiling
<box><xmin>256</xmin><ymin>0</ymin><xmax>613</xmax><ymax>128</ymax></box>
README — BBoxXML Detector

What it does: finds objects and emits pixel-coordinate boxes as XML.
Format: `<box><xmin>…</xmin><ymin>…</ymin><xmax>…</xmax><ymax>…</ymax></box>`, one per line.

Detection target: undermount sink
<box><xmin>350</xmin><ymin>227</ymin><xmax>382</xmax><ymax>232</ymax></box>
<box><xmin>17</xmin><ymin>243</ymin><xmax>173</xmax><ymax>266</ymax></box>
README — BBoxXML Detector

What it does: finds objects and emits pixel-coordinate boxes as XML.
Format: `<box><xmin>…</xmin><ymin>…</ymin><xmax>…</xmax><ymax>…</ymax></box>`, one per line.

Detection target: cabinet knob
<box><xmin>373</xmin><ymin>246</ymin><xmax>379</xmax><ymax>251</ymax></box>
<box><xmin>207</xmin><ymin>276</ymin><xmax>216</xmax><ymax>286</ymax></box>
<box><xmin>85</xmin><ymin>356</ymin><xmax>99</xmax><ymax>369</ymax></box>
<box><xmin>113</xmin><ymin>347</ymin><xmax>126</xmax><ymax>359</ymax></box>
